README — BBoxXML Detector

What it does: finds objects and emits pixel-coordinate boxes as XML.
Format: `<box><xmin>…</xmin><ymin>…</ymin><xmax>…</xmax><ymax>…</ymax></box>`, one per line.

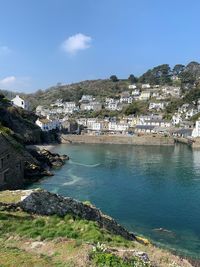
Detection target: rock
<box><xmin>24</xmin><ymin>148</ymin><xmax>69</xmax><ymax>183</ymax></box>
<box><xmin>133</xmin><ymin>251</ymin><xmax>150</xmax><ymax>262</ymax></box>
<box><xmin>19</xmin><ymin>189</ymin><xmax>136</xmax><ymax>241</ymax></box>
<box><xmin>30</xmin><ymin>241</ymin><xmax>45</xmax><ymax>249</ymax></box>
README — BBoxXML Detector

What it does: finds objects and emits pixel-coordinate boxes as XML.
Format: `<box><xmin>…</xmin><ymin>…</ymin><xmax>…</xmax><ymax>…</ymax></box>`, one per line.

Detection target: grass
<box><xmin>0</xmin><ymin>190</ymin><xmax>26</xmax><ymax>203</ymax></box>
<box><xmin>0</xmin><ymin>245</ymin><xmax>53</xmax><ymax>267</ymax></box>
<box><xmin>0</xmin><ymin>211</ymin><xmax>134</xmax><ymax>247</ymax></box>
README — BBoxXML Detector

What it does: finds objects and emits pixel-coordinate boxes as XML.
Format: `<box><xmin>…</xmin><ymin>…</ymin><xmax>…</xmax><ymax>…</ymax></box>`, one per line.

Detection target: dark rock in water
<box><xmin>20</xmin><ymin>189</ymin><xmax>136</xmax><ymax>241</ymax></box>
<box><xmin>24</xmin><ymin>148</ymin><xmax>69</xmax><ymax>183</ymax></box>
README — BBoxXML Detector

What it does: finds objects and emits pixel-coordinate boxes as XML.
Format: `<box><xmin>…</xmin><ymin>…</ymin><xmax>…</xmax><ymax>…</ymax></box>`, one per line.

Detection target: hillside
<box><xmin>0</xmin><ymin>189</ymin><xmax>194</xmax><ymax>267</ymax></box>
<box><xmin>0</xmin><ymin>94</ymin><xmax>58</xmax><ymax>144</ymax></box>
<box><xmin>2</xmin><ymin>61</ymin><xmax>200</xmax><ymax>114</ymax></box>
<box><xmin>24</xmin><ymin>79</ymin><xmax>130</xmax><ymax>110</ymax></box>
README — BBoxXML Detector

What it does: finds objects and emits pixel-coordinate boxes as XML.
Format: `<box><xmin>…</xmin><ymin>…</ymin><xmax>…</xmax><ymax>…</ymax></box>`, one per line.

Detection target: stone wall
<box><xmin>61</xmin><ymin>134</ymin><xmax>175</xmax><ymax>146</ymax></box>
<box><xmin>0</xmin><ymin>134</ymin><xmax>24</xmax><ymax>189</ymax></box>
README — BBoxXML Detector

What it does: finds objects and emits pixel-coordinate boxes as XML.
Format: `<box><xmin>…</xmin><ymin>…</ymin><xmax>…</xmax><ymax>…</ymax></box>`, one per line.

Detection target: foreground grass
<box><xmin>0</xmin><ymin>210</ymin><xmax>193</xmax><ymax>267</ymax></box>
<box><xmin>0</xmin><ymin>245</ymin><xmax>53</xmax><ymax>267</ymax></box>
<box><xmin>0</xmin><ymin>210</ymin><xmax>133</xmax><ymax>247</ymax></box>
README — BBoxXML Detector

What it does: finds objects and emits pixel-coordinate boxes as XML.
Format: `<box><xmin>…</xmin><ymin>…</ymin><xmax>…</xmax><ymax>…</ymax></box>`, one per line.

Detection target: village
<box><xmin>11</xmin><ymin>82</ymin><xmax>200</xmax><ymax>140</ymax></box>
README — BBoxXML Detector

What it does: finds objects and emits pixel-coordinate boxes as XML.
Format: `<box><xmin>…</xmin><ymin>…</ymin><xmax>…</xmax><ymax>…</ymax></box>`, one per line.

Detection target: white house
<box><xmin>141</xmin><ymin>84</ymin><xmax>151</xmax><ymax>89</ymax></box>
<box><xmin>36</xmin><ymin>117</ymin><xmax>60</xmax><ymax>131</ymax></box>
<box><xmin>132</xmin><ymin>89</ymin><xmax>140</xmax><ymax>96</ymax></box>
<box><xmin>128</xmin><ymin>84</ymin><xmax>137</xmax><ymax>89</ymax></box>
<box><xmin>120</xmin><ymin>96</ymin><xmax>133</xmax><ymax>104</ymax></box>
<box><xmin>80</xmin><ymin>95</ymin><xmax>94</xmax><ymax>103</ymax></box>
<box><xmin>77</xmin><ymin>118</ymin><xmax>87</xmax><ymax>127</ymax></box>
<box><xmin>63</xmin><ymin>102</ymin><xmax>78</xmax><ymax>114</ymax></box>
<box><xmin>161</xmin><ymin>86</ymin><xmax>181</xmax><ymax>98</ymax></box>
<box><xmin>192</xmin><ymin>119</ymin><xmax>200</xmax><ymax>137</ymax></box>
<box><xmin>149</xmin><ymin>102</ymin><xmax>165</xmax><ymax>110</ymax></box>
<box><xmin>11</xmin><ymin>95</ymin><xmax>30</xmax><ymax>110</ymax></box>
<box><xmin>108</xmin><ymin>122</ymin><xmax>129</xmax><ymax>133</ymax></box>
<box><xmin>105</xmin><ymin>97</ymin><xmax>115</xmax><ymax>104</ymax></box>
<box><xmin>51</xmin><ymin>99</ymin><xmax>63</xmax><ymax>107</ymax></box>
<box><xmin>106</xmin><ymin>101</ymin><xmax>119</xmax><ymax>111</ymax></box>
<box><xmin>172</xmin><ymin>113</ymin><xmax>182</xmax><ymax>125</ymax></box>
<box><xmin>139</xmin><ymin>91</ymin><xmax>151</xmax><ymax>101</ymax></box>
<box><xmin>80</xmin><ymin>101</ymin><xmax>102</xmax><ymax>111</ymax></box>
<box><xmin>86</xmin><ymin>119</ymin><xmax>108</xmax><ymax>132</ymax></box>
<box><xmin>185</xmin><ymin>108</ymin><xmax>198</xmax><ymax>120</ymax></box>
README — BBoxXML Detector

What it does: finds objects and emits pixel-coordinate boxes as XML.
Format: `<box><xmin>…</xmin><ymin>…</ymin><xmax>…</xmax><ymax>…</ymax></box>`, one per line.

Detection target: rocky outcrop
<box><xmin>18</xmin><ymin>189</ymin><xmax>136</xmax><ymax>241</ymax></box>
<box><xmin>27</xmin><ymin>148</ymin><xmax>69</xmax><ymax>168</ymax></box>
<box><xmin>24</xmin><ymin>149</ymin><xmax>69</xmax><ymax>183</ymax></box>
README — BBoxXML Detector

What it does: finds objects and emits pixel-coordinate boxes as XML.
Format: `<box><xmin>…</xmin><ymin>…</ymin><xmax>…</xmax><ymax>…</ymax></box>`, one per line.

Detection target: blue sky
<box><xmin>0</xmin><ymin>0</ymin><xmax>200</xmax><ymax>92</ymax></box>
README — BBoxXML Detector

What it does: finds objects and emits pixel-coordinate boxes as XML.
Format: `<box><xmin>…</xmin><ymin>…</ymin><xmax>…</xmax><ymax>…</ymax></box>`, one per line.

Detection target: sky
<box><xmin>0</xmin><ymin>0</ymin><xmax>200</xmax><ymax>92</ymax></box>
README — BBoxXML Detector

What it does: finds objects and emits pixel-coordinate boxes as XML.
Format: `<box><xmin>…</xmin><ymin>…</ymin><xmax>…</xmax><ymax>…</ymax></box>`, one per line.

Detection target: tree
<box><xmin>110</xmin><ymin>75</ymin><xmax>118</xmax><ymax>82</ymax></box>
<box><xmin>179</xmin><ymin>71</ymin><xmax>196</xmax><ymax>85</ymax></box>
<box><xmin>0</xmin><ymin>93</ymin><xmax>5</xmax><ymax>100</ymax></box>
<box><xmin>124</xmin><ymin>101</ymin><xmax>148</xmax><ymax>116</ymax></box>
<box><xmin>128</xmin><ymin>74</ymin><xmax>137</xmax><ymax>84</ymax></box>
<box><xmin>139</xmin><ymin>64</ymin><xmax>171</xmax><ymax>85</ymax></box>
<box><xmin>172</xmin><ymin>64</ymin><xmax>185</xmax><ymax>76</ymax></box>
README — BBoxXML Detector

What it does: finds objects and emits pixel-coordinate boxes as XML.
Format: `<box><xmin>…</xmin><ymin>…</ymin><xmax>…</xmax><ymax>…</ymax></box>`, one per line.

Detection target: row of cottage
<box><xmin>35</xmin><ymin>114</ymin><xmax>200</xmax><ymax>138</ymax></box>
<box><xmin>35</xmin><ymin>115</ymin><xmax>172</xmax><ymax>134</ymax></box>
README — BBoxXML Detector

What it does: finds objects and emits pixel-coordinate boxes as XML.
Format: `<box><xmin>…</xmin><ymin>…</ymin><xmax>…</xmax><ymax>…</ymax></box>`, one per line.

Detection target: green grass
<box><xmin>0</xmin><ymin>211</ymin><xmax>134</xmax><ymax>247</ymax></box>
<box><xmin>0</xmin><ymin>245</ymin><xmax>53</xmax><ymax>267</ymax></box>
<box><xmin>0</xmin><ymin>190</ymin><xmax>25</xmax><ymax>203</ymax></box>
<box><xmin>90</xmin><ymin>251</ymin><xmax>150</xmax><ymax>267</ymax></box>
<box><xmin>0</xmin><ymin>124</ymin><xmax>12</xmax><ymax>135</ymax></box>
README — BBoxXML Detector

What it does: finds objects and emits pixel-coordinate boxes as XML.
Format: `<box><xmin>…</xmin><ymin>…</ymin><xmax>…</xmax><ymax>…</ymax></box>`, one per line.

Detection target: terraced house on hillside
<box><xmin>0</xmin><ymin>133</ymin><xmax>24</xmax><ymax>189</ymax></box>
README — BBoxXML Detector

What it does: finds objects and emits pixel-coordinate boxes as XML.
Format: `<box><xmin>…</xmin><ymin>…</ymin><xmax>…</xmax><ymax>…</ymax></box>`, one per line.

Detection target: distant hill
<box><xmin>2</xmin><ymin>61</ymin><xmax>200</xmax><ymax>111</ymax></box>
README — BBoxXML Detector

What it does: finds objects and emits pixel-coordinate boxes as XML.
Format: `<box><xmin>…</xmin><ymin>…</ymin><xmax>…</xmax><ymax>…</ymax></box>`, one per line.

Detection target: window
<box><xmin>3</xmin><ymin>170</ymin><xmax>9</xmax><ymax>183</ymax></box>
<box><xmin>21</xmin><ymin>101</ymin><xmax>24</xmax><ymax>105</ymax></box>
<box><xmin>16</xmin><ymin>162</ymin><xmax>21</xmax><ymax>171</ymax></box>
<box><xmin>0</xmin><ymin>158</ymin><xmax>3</xmax><ymax>169</ymax></box>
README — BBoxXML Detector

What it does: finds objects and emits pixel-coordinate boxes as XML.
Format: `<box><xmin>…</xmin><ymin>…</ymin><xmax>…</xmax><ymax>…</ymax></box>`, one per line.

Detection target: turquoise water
<box><xmin>29</xmin><ymin>143</ymin><xmax>200</xmax><ymax>258</ymax></box>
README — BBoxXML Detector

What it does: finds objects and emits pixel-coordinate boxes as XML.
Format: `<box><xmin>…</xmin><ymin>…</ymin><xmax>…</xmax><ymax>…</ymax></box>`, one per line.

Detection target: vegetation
<box><xmin>128</xmin><ymin>74</ymin><xmax>138</xmax><ymax>84</ymax></box>
<box><xmin>0</xmin><ymin>211</ymin><xmax>133</xmax><ymax>247</ymax></box>
<box><xmin>124</xmin><ymin>101</ymin><xmax>148</xmax><ymax>116</ymax></box>
<box><xmin>139</xmin><ymin>64</ymin><xmax>172</xmax><ymax>85</ymax></box>
<box><xmin>90</xmin><ymin>251</ymin><xmax>150</xmax><ymax>267</ymax></box>
<box><xmin>0</xmin><ymin>208</ymin><xmax>194</xmax><ymax>267</ymax></box>
<box><xmin>110</xmin><ymin>75</ymin><xmax>119</xmax><ymax>82</ymax></box>
<box><xmin>164</xmin><ymin>98</ymin><xmax>184</xmax><ymax>115</ymax></box>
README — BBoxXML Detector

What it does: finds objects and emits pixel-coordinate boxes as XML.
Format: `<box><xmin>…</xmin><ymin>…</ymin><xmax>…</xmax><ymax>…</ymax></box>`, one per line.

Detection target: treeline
<box><xmin>110</xmin><ymin>61</ymin><xmax>200</xmax><ymax>87</ymax></box>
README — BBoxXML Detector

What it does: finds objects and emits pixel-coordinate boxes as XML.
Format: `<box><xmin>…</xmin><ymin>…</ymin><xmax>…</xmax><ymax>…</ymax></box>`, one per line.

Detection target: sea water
<box><xmin>29</xmin><ymin>143</ymin><xmax>200</xmax><ymax>258</ymax></box>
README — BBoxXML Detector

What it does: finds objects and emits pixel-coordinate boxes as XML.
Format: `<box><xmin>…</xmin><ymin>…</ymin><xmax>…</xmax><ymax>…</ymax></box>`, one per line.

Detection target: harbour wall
<box><xmin>61</xmin><ymin>134</ymin><xmax>175</xmax><ymax>146</ymax></box>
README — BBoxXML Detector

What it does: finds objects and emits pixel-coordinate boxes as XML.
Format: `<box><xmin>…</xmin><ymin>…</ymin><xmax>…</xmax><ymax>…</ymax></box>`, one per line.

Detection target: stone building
<box><xmin>0</xmin><ymin>133</ymin><xmax>24</xmax><ymax>189</ymax></box>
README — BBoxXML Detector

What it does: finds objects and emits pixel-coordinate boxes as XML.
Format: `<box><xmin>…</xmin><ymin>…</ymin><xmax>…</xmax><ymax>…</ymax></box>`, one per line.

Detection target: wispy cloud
<box><xmin>0</xmin><ymin>45</ymin><xmax>11</xmax><ymax>56</ymax></box>
<box><xmin>0</xmin><ymin>76</ymin><xmax>31</xmax><ymax>91</ymax></box>
<box><xmin>61</xmin><ymin>33</ymin><xmax>92</xmax><ymax>55</ymax></box>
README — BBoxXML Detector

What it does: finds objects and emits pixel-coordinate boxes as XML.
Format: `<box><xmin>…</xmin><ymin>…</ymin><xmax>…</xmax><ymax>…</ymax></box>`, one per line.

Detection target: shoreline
<box><xmin>61</xmin><ymin>134</ymin><xmax>175</xmax><ymax>146</ymax></box>
<box><xmin>26</xmin><ymin>144</ymin><xmax>56</xmax><ymax>151</ymax></box>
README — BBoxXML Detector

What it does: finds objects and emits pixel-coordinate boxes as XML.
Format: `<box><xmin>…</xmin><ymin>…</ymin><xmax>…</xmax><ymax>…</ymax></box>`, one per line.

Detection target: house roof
<box><xmin>173</xmin><ymin>128</ymin><xmax>193</xmax><ymax>136</ymax></box>
<box><xmin>135</xmin><ymin>125</ymin><xmax>155</xmax><ymax>130</ymax></box>
<box><xmin>38</xmin><ymin>118</ymin><xmax>51</xmax><ymax>124</ymax></box>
